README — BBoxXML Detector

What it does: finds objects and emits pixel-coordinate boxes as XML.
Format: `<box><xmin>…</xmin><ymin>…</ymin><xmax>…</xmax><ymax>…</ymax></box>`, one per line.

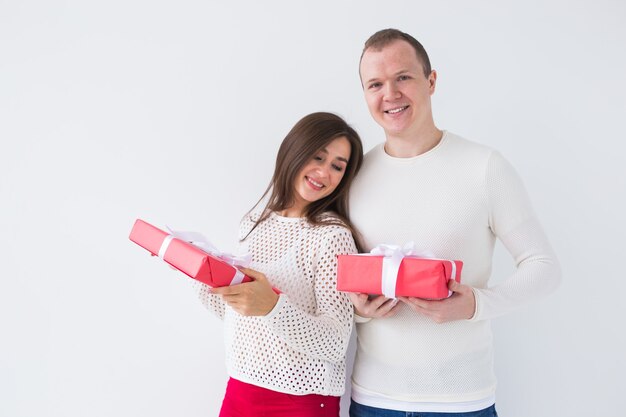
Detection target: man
<box><xmin>347</xmin><ymin>28</ymin><xmax>561</xmax><ymax>416</ymax></box>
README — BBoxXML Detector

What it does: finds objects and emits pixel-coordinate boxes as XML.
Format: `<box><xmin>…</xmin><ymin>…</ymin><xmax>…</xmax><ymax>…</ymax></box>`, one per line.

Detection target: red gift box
<box><xmin>336</xmin><ymin>254</ymin><xmax>463</xmax><ymax>299</ymax></box>
<box><xmin>129</xmin><ymin>219</ymin><xmax>252</xmax><ymax>288</ymax></box>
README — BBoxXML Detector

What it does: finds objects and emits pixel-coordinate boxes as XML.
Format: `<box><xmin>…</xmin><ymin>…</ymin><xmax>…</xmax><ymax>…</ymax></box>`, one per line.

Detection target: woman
<box><xmin>198</xmin><ymin>112</ymin><xmax>364</xmax><ymax>417</ymax></box>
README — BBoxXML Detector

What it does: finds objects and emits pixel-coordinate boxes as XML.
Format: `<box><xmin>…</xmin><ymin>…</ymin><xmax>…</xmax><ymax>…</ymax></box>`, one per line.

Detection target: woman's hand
<box><xmin>210</xmin><ymin>267</ymin><xmax>279</xmax><ymax>316</ymax></box>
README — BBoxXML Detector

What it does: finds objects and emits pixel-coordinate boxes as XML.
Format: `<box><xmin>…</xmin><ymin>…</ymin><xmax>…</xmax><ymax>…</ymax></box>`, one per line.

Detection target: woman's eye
<box><xmin>313</xmin><ymin>156</ymin><xmax>323</xmax><ymax>161</ymax></box>
<box><xmin>332</xmin><ymin>164</ymin><xmax>344</xmax><ymax>172</ymax></box>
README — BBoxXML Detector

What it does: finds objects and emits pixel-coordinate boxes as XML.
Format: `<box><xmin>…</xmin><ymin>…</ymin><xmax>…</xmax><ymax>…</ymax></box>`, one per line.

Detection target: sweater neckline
<box><xmin>380</xmin><ymin>130</ymin><xmax>449</xmax><ymax>163</ymax></box>
<box><xmin>269</xmin><ymin>211</ymin><xmax>307</xmax><ymax>223</ymax></box>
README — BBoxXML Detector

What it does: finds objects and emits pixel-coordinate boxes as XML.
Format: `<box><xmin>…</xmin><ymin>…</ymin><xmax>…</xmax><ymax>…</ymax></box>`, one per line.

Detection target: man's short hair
<box><xmin>360</xmin><ymin>28</ymin><xmax>432</xmax><ymax>78</ymax></box>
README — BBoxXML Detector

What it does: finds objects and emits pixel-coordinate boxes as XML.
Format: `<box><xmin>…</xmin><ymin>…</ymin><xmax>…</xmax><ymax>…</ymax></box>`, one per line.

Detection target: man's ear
<box><xmin>429</xmin><ymin>70</ymin><xmax>437</xmax><ymax>94</ymax></box>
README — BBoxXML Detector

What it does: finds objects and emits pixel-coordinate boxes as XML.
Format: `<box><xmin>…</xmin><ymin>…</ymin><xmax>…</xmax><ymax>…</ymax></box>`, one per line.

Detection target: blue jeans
<box><xmin>349</xmin><ymin>401</ymin><xmax>498</xmax><ymax>417</ymax></box>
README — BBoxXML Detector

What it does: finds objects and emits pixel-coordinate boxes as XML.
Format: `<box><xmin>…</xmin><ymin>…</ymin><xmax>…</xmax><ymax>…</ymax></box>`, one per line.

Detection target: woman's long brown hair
<box><xmin>242</xmin><ymin>112</ymin><xmax>364</xmax><ymax>251</ymax></box>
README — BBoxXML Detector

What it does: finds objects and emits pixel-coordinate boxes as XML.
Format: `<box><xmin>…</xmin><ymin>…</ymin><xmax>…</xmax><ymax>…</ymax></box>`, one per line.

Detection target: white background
<box><xmin>1</xmin><ymin>1</ymin><xmax>625</xmax><ymax>416</ymax></box>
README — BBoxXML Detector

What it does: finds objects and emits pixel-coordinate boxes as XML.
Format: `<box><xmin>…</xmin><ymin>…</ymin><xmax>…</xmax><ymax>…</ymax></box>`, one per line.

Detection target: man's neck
<box><xmin>384</xmin><ymin>127</ymin><xmax>444</xmax><ymax>158</ymax></box>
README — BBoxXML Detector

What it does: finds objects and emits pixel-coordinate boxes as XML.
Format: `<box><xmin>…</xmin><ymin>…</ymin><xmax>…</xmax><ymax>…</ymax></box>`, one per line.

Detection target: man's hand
<box><xmin>348</xmin><ymin>293</ymin><xmax>400</xmax><ymax>319</ymax></box>
<box><xmin>398</xmin><ymin>280</ymin><xmax>476</xmax><ymax>323</ymax></box>
<box><xmin>210</xmin><ymin>267</ymin><xmax>279</xmax><ymax>316</ymax></box>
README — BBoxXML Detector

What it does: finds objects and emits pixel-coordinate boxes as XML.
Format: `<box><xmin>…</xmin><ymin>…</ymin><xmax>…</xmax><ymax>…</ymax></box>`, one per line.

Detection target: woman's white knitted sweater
<box><xmin>198</xmin><ymin>211</ymin><xmax>356</xmax><ymax>396</ymax></box>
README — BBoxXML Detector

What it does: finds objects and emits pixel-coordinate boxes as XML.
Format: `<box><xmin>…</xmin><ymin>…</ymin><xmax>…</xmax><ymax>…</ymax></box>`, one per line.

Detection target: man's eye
<box><xmin>398</xmin><ymin>75</ymin><xmax>410</xmax><ymax>81</ymax></box>
<box><xmin>368</xmin><ymin>82</ymin><xmax>381</xmax><ymax>89</ymax></box>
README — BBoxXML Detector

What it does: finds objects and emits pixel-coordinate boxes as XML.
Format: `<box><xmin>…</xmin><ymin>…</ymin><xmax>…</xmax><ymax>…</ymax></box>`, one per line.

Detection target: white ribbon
<box><xmin>370</xmin><ymin>242</ymin><xmax>456</xmax><ymax>298</ymax></box>
<box><xmin>158</xmin><ymin>227</ymin><xmax>252</xmax><ymax>285</ymax></box>
<box><xmin>157</xmin><ymin>235</ymin><xmax>175</xmax><ymax>259</ymax></box>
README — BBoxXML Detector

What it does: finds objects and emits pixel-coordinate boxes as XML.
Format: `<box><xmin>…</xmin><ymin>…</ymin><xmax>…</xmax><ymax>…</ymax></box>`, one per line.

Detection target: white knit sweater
<box><xmin>348</xmin><ymin>131</ymin><xmax>561</xmax><ymax>409</ymax></box>
<box><xmin>198</xmin><ymin>211</ymin><xmax>356</xmax><ymax>396</ymax></box>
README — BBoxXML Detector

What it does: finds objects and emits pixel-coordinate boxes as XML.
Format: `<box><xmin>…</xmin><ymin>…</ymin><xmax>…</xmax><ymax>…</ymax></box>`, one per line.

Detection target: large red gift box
<box><xmin>336</xmin><ymin>254</ymin><xmax>463</xmax><ymax>299</ymax></box>
<box><xmin>129</xmin><ymin>219</ymin><xmax>252</xmax><ymax>288</ymax></box>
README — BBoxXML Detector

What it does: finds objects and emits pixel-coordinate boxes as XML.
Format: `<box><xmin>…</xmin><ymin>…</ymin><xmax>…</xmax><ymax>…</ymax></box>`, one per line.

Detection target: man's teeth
<box><xmin>308</xmin><ymin>177</ymin><xmax>323</xmax><ymax>187</ymax></box>
<box><xmin>387</xmin><ymin>106</ymin><xmax>407</xmax><ymax>114</ymax></box>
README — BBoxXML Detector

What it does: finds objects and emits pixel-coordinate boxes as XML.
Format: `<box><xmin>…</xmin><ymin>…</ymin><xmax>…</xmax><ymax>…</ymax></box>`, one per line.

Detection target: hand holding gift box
<box><xmin>337</xmin><ymin>243</ymin><xmax>463</xmax><ymax>299</ymax></box>
<box><xmin>129</xmin><ymin>219</ymin><xmax>257</xmax><ymax>289</ymax></box>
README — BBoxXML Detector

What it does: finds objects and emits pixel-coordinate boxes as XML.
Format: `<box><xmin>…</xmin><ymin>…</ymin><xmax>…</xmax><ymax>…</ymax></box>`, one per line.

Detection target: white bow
<box><xmin>370</xmin><ymin>242</ymin><xmax>435</xmax><ymax>299</ymax></box>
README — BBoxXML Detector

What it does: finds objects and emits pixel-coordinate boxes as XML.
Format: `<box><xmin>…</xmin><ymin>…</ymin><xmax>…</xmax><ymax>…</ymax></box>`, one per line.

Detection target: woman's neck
<box><xmin>279</xmin><ymin>206</ymin><xmax>304</xmax><ymax>218</ymax></box>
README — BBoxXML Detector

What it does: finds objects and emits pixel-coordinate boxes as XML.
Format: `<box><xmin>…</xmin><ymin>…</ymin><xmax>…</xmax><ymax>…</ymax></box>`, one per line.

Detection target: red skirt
<box><xmin>218</xmin><ymin>378</ymin><xmax>340</xmax><ymax>417</ymax></box>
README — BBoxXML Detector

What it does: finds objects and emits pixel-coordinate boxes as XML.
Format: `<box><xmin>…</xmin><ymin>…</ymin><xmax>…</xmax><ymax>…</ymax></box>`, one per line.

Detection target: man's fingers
<box><xmin>448</xmin><ymin>279</ymin><xmax>462</xmax><ymax>292</ymax></box>
<box><xmin>383</xmin><ymin>301</ymin><xmax>401</xmax><ymax>318</ymax></box>
<box><xmin>348</xmin><ymin>293</ymin><xmax>403</xmax><ymax>318</ymax></box>
<box><xmin>379</xmin><ymin>298</ymin><xmax>399</xmax><ymax>313</ymax></box>
<box><xmin>369</xmin><ymin>295</ymin><xmax>394</xmax><ymax>309</ymax></box>
<box><xmin>398</xmin><ymin>296</ymin><xmax>431</xmax><ymax>310</ymax></box>
<box><xmin>348</xmin><ymin>292</ymin><xmax>368</xmax><ymax>305</ymax></box>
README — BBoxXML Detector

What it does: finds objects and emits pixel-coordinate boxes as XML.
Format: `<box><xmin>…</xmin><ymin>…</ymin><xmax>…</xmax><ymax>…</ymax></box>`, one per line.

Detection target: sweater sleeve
<box><xmin>196</xmin><ymin>216</ymin><xmax>253</xmax><ymax>320</ymax></box>
<box><xmin>261</xmin><ymin>226</ymin><xmax>356</xmax><ymax>364</ymax></box>
<box><xmin>196</xmin><ymin>281</ymin><xmax>226</xmax><ymax>319</ymax></box>
<box><xmin>471</xmin><ymin>151</ymin><xmax>561</xmax><ymax>321</ymax></box>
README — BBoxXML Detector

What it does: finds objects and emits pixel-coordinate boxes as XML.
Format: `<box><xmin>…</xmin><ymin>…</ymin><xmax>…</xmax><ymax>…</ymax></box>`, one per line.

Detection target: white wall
<box><xmin>1</xmin><ymin>1</ymin><xmax>624</xmax><ymax>416</ymax></box>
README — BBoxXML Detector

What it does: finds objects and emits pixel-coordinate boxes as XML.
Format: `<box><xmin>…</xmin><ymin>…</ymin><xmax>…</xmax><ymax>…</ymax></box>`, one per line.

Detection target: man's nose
<box><xmin>383</xmin><ymin>82</ymin><xmax>401</xmax><ymax>100</ymax></box>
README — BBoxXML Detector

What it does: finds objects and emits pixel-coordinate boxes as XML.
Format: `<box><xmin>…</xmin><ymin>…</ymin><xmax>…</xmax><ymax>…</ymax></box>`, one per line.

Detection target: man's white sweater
<box><xmin>348</xmin><ymin>131</ymin><xmax>560</xmax><ymax>410</ymax></box>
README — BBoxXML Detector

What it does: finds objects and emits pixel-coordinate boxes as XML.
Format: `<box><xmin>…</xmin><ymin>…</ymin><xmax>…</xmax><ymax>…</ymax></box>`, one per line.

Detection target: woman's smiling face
<box><xmin>289</xmin><ymin>136</ymin><xmax>351</xmax><ymax>216</ymax></box>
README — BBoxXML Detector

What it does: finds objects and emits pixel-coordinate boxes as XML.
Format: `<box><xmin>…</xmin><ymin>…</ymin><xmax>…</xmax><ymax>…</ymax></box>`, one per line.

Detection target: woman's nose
<box><xmin>315</xmin><ymin>164</ymin><xmax>330</xmax><ymax>179</ymax></box>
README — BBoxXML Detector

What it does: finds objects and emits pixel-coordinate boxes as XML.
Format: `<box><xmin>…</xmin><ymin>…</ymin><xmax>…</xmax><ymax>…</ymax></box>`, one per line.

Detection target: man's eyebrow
<box><xmin>365</xmin><ymin>69</ymin><xmax>413</xmax><ymax>84</ymax></box>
